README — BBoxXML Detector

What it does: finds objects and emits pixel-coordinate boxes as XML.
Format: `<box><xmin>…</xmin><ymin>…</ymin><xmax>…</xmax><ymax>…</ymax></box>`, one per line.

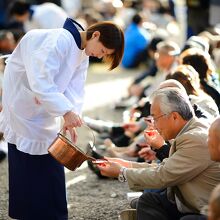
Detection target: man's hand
<box><xmin>138</xmin><ymin>146</ymin><xmax>156</xmax><ymax>161</ymax></box>
<box><xmin>105</xmin><ymin>157</ymin><xmax>132</xmax><ymax>168</ymax></box>
<box><xmin>96</xmin><ymin>157</ymin><xmax>132</xmax><ymax>178</ymax></box>
<box><xmin>96</xmin><ymin>160</ymin><xmax>122</xmax><ymax>178</ymax></box>
<box><xmin>144</xmin><ymin>129</ymin><xmax>165</xmax><ymax>149</ymax></box>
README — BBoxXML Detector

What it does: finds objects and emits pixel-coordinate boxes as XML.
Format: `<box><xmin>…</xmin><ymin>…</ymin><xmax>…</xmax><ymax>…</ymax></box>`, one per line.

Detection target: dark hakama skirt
<box><xmin>8</xmin><ymin>143</ymin><xmax>68</xmax><ymax>220</ymax></box>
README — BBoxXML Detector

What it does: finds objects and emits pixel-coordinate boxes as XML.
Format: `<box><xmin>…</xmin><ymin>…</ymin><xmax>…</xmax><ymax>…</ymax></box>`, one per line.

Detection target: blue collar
<box><xmin>63</xmin><ymin>18</ymin><xmax>84</xmax><ymax>50</ymax></box>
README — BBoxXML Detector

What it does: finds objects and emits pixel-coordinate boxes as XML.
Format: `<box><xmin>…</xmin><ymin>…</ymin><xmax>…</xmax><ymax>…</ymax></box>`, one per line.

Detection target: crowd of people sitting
<box><xmin>84</xmin><ymin>37</ymin><xmax>220</xmax><ymax>219</ymax></box>
<box><xmin>81</xmin><ymin>2</ymin><xmax>220</xmax><ymax>220</ymax></box>
<box><xmin>0</xmin><ymin>0</ymin><xmax>220</xmax><ymax>220</ymax></box>
<box><xmin>85</xmin><ymin>63</ymin><xmax>220</xmax><ymax>220</ymax></box>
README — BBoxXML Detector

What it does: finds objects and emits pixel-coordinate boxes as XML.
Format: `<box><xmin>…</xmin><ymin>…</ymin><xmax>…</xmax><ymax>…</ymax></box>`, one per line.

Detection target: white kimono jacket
<box><xmin>0</xmin><ymin>20</ymin><xmax>89</xmax><ymax>155</ymax></box>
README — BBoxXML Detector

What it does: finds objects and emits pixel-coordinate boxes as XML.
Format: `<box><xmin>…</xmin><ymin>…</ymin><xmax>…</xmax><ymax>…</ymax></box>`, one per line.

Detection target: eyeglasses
<box><xmin>147</xmin><ymin>114</ymin><xmax>169</xmax><ymax>123</ymax></box>
<box><xmin>153</xmin><ymin>114</ymin><xmax>167</xmax><ymax>121</ymax></box>
<box><xmin>145</xmin><ymin>113</ymin><xmax>171</xmax><ymax>124</ymax></box>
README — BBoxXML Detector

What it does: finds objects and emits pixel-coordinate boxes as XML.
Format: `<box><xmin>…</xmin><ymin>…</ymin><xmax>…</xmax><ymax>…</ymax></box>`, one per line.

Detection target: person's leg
<box><xmin>84</xmin><ymin>116</ymin><xmax>118</xmax><ymax>134</ymax></box>
<box><xmin>130</xmin><ymin>189</ymin><xmax>166</xmax><ymax>209</ymax></box>
<box><xmin>8</xmin><ymin>143</ymin><xmax>68</xmax><ymax>220</ymax></box>
<box><xmin>137</xmin><ymin>191</ymin><xmax>185</xmax><ymax>220</ymax></box>
<box><xmin>180</xmin><ymin>215</ymin><xmax>207</xmax><ymax>220</ymax></box>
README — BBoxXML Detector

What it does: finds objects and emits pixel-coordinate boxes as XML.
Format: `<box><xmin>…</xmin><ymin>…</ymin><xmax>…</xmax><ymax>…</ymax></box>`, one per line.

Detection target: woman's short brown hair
<box><xmin>86</xmin><ymin>21</ymin><xmax>124</xmax><ymax>70</ymax></box>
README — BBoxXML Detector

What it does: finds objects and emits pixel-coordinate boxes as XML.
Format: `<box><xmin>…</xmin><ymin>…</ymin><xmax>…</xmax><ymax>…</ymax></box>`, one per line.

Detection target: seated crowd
<box><xmin>84</xmin><ymin>21</ymin><xmax>220</xmax><ymax>220</ymax></box>
<box><xmin>87</xmin><ymin>85</ymin><xmax>220</xmax><ymax>220</ymax></box>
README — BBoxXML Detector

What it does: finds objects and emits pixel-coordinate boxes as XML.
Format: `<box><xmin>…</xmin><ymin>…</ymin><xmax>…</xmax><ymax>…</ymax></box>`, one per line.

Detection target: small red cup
<box><xmin>92</xmin><ymin>159</ymin><xmax>108</xmax><ymax>166</ymax></box>
<box><xmin>145</xmin><ymin>130</ymin><xmax>156</xmax><ymax>137</ymax></box>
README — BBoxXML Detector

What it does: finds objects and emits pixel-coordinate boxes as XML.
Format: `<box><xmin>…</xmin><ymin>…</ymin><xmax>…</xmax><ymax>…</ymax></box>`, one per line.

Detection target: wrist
<box><xmin>153</xmin><ymin>141</ymin><xmax>166</xmax><ymax>149</ymax></box>
<box><xmin>63</xmin><ymin>111</ymin><xmax>71</xmax><ymax>118</ymax></box>
<box><xmin>118</xmin><ymin>167</ymin><xmax>127</xmax><ymax>182</ymax></box>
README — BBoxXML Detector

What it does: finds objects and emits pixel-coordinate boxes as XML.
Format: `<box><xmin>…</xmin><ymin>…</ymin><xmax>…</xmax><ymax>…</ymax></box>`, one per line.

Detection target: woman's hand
<box><xmin>63</xmin><ymin>111</ymin><xmax>83</xmax><ymax>142</ymax></box>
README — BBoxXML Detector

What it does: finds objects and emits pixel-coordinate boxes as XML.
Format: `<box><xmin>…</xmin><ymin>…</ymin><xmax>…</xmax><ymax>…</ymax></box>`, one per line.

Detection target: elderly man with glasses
<box><xmin>97</xmin><ymin>87</ymin><xmax>220</xmax><ymax>220</ymax></box>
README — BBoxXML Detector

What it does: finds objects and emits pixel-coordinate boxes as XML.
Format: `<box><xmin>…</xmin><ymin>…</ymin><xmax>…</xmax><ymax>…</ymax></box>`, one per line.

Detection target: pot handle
<box><xmin>86</xmin><ymin>155</ymin><xmax>96</xmax><ymax>161</ymax></box>
<box><xmin>59</xmin><ymin>124</ymin><xmax>96</xmax><ymax>149</ymax></box>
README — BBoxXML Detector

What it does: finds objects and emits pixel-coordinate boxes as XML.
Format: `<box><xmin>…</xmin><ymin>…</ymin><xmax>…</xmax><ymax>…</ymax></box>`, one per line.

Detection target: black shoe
<box><xmin>0</xmin><ymin>150</ymin><xmax>6</xmax><ymax>162</ymax></box>
<box><xmin>111</xmin><ymin>134</ymin><xmax>131</xmax><ymax>147</ymax></box>
<box><xmin>130</xmin><ymin>198</ymin><xmax>139</xmax><ymax>209</ymax></box>
<box><xmin>86</xmin><ymin>144</ymin><xmax>108</xmax><ymax>179</ymax></box>
<box><xmin>111</xmin><ymin>127</ymin><xmax>125</xmax><ymax>138</ymax></box>
<box><xmin>87</xmin><ymin>160</ymin><xmax>108</xmax><ymax>179</ymax></box>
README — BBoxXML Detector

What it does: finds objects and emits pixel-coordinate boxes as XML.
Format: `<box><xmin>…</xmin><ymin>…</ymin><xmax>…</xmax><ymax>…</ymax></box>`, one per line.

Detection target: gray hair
<box><xmin>150</xmin><ymin>87</ymin><xmax>194</xmax><ymax>120</ymax></box>
<box><xmin>159</xmin><ymin>79</ymin><xmax>187</xmax><ymax>94</ymax></box>
<box><xmin>156</xmin><ymin>40</ymin><xmax>180</xmax><ymax>56</ymax></box>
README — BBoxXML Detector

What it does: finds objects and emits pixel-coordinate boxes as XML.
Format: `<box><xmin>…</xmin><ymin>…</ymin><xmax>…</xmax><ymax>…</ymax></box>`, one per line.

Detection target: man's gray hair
<box><xmin>150</xmin><ymin>87</ymin><xmax>194</xmax><ymax>120</ymax></box>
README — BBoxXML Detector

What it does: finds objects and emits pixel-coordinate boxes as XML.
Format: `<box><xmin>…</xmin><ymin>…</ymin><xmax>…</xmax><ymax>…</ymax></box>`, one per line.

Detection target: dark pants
<box><xmin>180</xmin><ymin>215</ymin><xmax>207</xmax><ymax>220</ymax></box>
<box><xmin>137</xmin><ymin>191</ymin><xmax>187</xmax><ymax>220</ymax></box>
<box><xmin>8</xmin><ymin>143</ymin><xmax>68</xmax><ymax>220</ymax></box>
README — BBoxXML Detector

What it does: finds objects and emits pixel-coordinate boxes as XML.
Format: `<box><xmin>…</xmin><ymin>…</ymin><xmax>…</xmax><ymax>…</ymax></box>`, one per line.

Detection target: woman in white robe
<box><xmin>0</xmin><ymin>18</ymin><xmax>124</xmax><ymax>220</ymax></box>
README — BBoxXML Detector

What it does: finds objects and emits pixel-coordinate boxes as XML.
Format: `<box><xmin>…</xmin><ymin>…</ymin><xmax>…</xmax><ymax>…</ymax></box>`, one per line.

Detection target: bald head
<box><xmin>209</xmin><ymin>184</ymin><xmax>220</xmax><ymax>220</ymax></box>
<box><xmin>159</xmin><ymin>79</ymin><xmax>187</xmax><ymax>94</ymax></box>
<box><xmin>208</xmin><ymin>117</ymin><xmax>220</xmax><ymax>161</ymax></box>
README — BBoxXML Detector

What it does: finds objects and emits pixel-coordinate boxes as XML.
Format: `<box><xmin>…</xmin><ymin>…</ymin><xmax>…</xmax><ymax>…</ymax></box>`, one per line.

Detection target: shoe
<box><xmin>83</xmin><ymin>117</ymin><xmax>113</xmax><ymax>134</ymax></box>
<box><xmin>86</xmin><ymin>143</ymin><xmax>108</xmax><ymax>179</ymax></box>
<box><xmin>118</xmin><ymin>209</ymin><xmax>137</xmax><ymax>220</ymax></box>
<box><xmin>111</xmin><ymin>134</ymin><xmax>131</xmax><ymax>147</ymax></box>
<box><xmin>129</xmin><ymin>197</ymin><xmax>139</xmax><ymax>209</ymax></box>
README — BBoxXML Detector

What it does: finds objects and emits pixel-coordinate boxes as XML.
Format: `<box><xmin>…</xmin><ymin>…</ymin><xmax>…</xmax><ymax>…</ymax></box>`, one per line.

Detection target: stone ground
<box><xmin>0</xmin><ymin>63</ymin><xmax>142</xmax><ymax>220</ymax></box>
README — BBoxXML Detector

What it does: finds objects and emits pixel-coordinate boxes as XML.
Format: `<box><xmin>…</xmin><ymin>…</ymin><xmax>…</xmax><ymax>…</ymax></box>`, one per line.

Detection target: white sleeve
<box><xmin>21</xmin><ymin>35</ymin><xmax>75</xmax><ymax>117</ymax></box>
<box><xmin>64</xmin><ymin>58</ymin><xmax>89</xmax><ymax>115</ymax></box>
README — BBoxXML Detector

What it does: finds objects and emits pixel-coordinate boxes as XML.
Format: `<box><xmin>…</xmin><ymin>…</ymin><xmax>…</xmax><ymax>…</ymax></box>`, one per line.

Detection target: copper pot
<box><xmin>48</xmin><ymin>127</ymin><xmax>95</xmax><ymax>171</ymax></box>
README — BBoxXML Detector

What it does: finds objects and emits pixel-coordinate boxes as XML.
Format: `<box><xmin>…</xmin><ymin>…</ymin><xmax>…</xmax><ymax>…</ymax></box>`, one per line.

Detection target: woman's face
<box><xmin>85</xmin><ymin>31</ymin><xmax>114</xmax><ymax>59</ymax></box>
